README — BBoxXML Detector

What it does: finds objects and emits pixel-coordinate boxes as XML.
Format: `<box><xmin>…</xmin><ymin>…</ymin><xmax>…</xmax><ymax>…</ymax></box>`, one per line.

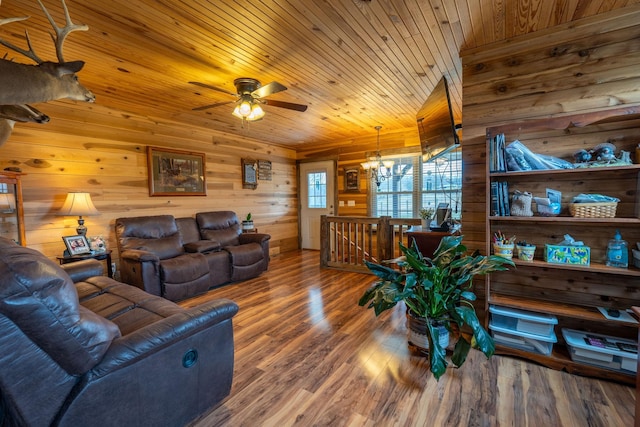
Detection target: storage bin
<box><xmin>569</xmin><ymin>202</ymin><xmax>617</xmax><ymax>218</ymax></box>
<box><xmin>489</xmin><ymin>307</ymin><xmax>557</xmax><ymax>355</ymax></box>
<box><xmin>490</xmin><ymin>323</ymin><xmax>557</xmax><ymax>355</ymax></box>
<box><xmin>489</xmin><ymin>305</ymin><xmax>557</xmax><ymax>337</ymax></box>
<box><xmin>562</xmin><ymin>328</ymin><xmax>637</xmax><ymax>373</ymax></box>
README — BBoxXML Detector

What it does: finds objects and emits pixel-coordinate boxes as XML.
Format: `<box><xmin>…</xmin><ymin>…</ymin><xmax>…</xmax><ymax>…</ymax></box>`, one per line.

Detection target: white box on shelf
<box><xmin>489</xmin><ymin>305</ymin><xmax>558</xmax><ymax>337</ymax></box>
<box><xmin>562</xmin><ymin>328</ymin><xmax>637</xmax><ymax>374</ymax></box>
<box><xmin>489</xmin><ymin>322</ymin><xmax>557</xmax><ymax>355</ymax></box>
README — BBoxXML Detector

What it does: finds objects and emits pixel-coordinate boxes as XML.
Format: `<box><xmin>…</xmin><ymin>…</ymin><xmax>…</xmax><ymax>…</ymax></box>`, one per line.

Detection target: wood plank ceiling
<box><xmin>1</xmin><ymin>0</ymin><xmax>638</xmax><ymax>149</ymax></box>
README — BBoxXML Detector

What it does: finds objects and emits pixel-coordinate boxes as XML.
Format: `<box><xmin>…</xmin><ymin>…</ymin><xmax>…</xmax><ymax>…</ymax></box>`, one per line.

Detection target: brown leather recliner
<box><xmin>196</xmin><ymin>211</ymin><xmax>270</xmax><ymax>281</ymax></box>
<box><xmin>0</xmin><ymin>237</ymin><xmax>238</xmax><ymax>427</ymax></box>
<box><xmin>115</xmin><ymin>215</ymin><xmax>212</xmax><ymax>301</ymax></box>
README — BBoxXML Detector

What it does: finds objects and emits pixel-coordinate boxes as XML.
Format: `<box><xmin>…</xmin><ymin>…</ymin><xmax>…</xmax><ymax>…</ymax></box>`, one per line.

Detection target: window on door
<box><xmin>307</xmin><ymin>171</ymin><xmax>327</xmax><ymax>208</ymax></box>
<box><xmin>368</xmin><ymin>150</ymin><xmax>462</xmax><ymax>219</ymax></box>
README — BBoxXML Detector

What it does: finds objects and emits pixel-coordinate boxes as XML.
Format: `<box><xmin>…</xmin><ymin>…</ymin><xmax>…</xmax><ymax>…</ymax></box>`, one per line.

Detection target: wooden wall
<box><xmin>460</xmin><ymin>5</ymin><xmax>640</xmax><ymax>252</ymax></box>
<box><xmin>297</xmin><ymin>127</ymin><xmax>421</xmax><ymax>217</ymax></box>
<box><xmin>0</xmin><ymin>102</ymin><xmax>299</xmax><ymax>266</ymax></box>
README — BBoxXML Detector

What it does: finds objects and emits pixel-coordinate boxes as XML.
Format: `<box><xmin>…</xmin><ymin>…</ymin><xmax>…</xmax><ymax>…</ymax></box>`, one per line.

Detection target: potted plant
<box><xmin>242</xmin><ymin>213</ymin><xmax>254</xmax><ymax>231</ymax></box>
<box><xmin>358</xmin><ymin>235</ymin><xmax>514</xmax><ymax>379</ymax></box>
<box><xmin>418</xmin><ymin>207</ymin><xmax>435</xmax><ymax>229</ymax></box>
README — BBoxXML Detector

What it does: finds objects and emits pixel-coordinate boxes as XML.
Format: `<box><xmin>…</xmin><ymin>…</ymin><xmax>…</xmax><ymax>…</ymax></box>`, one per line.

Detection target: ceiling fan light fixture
<box><xmin>238</xmin><ymin>98</ymin><xmax>252</xmax><ymax>116</ymax></box>
<box><xmin>248</xmin><ymin>104</ymin><xmax>265</xmax><ymax>121</ymax></box>
<box><xmin>232</xmin><ymin>105</ymin><xmax>243</xmax><ymax>119</ymax></box>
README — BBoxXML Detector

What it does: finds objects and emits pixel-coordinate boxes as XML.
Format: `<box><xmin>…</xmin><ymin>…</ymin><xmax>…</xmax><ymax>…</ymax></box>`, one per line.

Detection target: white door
<box><xmin>300</xmin><ymin>161</ymin><xmax>335</xmax><ymax>250</ymax></box>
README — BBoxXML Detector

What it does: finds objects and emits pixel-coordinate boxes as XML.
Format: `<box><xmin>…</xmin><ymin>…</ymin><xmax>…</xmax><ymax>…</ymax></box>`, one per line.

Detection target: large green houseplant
<box><xmin>358</xmin><ymin>235</ymin><xmax>514</xmax><ymax>379</ymax></box>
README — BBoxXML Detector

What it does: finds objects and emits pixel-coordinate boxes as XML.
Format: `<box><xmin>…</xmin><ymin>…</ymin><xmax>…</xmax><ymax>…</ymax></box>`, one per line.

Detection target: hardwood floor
<box><xmin>180</xmin><ymin>250</ymin><xmax>635</xmax><ymax>427</ymax></box>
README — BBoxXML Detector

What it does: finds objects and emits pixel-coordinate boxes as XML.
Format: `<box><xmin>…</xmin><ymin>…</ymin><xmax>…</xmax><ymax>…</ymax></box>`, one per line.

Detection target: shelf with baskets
<box><xmin>485</xmin><ymin>107</ymin><xmax>640</xmax><ymax>385</ymax></box>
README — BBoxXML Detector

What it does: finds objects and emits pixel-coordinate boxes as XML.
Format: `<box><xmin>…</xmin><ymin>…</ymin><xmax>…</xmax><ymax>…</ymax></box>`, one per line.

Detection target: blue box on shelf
<box><xmin>545</xmin><ymin>244</ymin><xmax>590</xmax><ymax>265</ymax></box>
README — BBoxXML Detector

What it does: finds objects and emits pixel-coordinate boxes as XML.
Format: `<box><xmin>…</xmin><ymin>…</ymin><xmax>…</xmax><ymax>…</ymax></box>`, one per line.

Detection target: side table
<box><xmin>406</xmin><ymin>230</ymin><xmax>451</xmax><ymax>258</ymax></box>
<box><xmin>57</xmin><ymin>249</ymin><xmax>113</xmax><ymax>278</ymax></box>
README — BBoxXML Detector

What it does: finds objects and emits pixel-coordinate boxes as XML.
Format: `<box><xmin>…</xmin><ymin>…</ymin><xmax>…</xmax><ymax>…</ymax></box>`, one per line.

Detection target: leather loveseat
<box><xmin>115</xmin><ymin>211</ymin><xmax>270</xmax><ymax>301</ymax></box>
<box><xmin>0</xmin><ymin>237</ymin><xmax>238</xmax><ymax>427</ymax></box>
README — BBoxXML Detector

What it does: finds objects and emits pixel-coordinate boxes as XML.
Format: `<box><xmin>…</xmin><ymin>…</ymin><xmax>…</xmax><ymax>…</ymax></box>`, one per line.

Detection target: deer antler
<box><xmin>0</xmin><ymin>16</ymin><xmax>44</xmax><ymax>64</ymax></box>
<box><xmin>37</xmin><ymin>0</ymin><xmax>88</xmax><ymax>63</ymax></box>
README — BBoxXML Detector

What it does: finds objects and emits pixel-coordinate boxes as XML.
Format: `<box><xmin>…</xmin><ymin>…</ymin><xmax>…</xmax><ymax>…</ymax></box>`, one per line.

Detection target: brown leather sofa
<box><xmin>0</xmin><ymin>237</ymin><xmax>238</xmax><ymax>427</ymax></box>
<box><xmin>116</xmin><ymin>211</ymin><xmax>270</xmax><ymax>301</ymax></box>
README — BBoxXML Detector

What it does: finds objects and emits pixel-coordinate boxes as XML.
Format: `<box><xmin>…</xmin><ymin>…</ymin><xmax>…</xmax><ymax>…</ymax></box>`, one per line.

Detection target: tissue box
<box><xmin>545</xmin><ymin>244</ymin><xmax>590</xmax><ymax>265</ymax></box>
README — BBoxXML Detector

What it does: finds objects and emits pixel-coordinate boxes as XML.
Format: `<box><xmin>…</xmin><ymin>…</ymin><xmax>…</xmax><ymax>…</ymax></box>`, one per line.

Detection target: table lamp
<box><xmin>58</xmin><ymin>192</ymin><xmax>99</xmax><ymax>236</ymax></box>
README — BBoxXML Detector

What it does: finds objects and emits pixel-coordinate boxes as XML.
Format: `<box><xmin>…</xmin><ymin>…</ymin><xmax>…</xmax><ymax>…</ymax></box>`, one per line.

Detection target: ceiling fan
<box><xmin>189</xmin><ymin>78</ymin><xmax>308</xmax><ymax>122</ymax></box>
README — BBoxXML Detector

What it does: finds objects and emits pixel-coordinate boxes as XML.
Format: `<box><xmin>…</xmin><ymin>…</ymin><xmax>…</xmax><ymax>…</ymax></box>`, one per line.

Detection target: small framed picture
<box><xmin>62</xmin><ymin>235</ymin><xmax>91</xmax><ymax>256</ymax></box>
<box><xmin>344</xmin><ymin>168</ymin><xmax>360</xmax><ymax>192</ymax></box>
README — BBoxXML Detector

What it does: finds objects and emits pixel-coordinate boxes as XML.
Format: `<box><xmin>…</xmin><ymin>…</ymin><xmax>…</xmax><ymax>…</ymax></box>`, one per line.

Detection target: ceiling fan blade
<box><xmin>253</xmin><ymin>81</ymin><xmax>287</xmax><ymax>98</ymax></box>
<box><xmin>192</xmin><ymin>101</ymin><xmax>235</xmax><ymax>111</ymax></box>
<box><xmin>188</xmin><ymin>81</ymin><xmax>237</xmax><ymax>97</ymax></box>
<box><xmin>263</xmin><ymin>99</ymin><xmax>308</xmax><ymax>112</ymax></box>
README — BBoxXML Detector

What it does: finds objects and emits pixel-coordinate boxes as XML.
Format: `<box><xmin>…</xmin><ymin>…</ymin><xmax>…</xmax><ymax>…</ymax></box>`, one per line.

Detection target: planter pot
<box><xmin>420</xmin><ymin>219</ymin><xmax>429</xmax><ymax>229</ymax></box>
<box><xmin>406</xmin><ymin>314</ymin><xmax>450</xmax><ymax>352</ymax></box>
<box><xmin>242</xmin><ymin>220</ymin><xmax>254</xmax><ymax>231</ymax></box>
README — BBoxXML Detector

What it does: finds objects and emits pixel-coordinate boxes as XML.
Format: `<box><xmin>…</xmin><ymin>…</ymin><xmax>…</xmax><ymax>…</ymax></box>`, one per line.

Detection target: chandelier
<box><xmin>361</xmin><ymin>126</ymin><xmax>394</xmax><ymax>189</ymax></box>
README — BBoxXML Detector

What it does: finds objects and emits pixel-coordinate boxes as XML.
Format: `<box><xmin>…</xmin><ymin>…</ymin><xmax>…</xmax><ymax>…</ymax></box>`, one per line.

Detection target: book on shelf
<box><xmin>502</xmin><ymin>181</ymin><xmax>510</xmax><ymax>216</ymax></box>
<box><xmin>490</xmin><ymin>133</ymin><xmax>507</xmax><ymax>172</ymax></box>
<box><xmin>490</xmin><ymin>181</ymin><xmax>500</xmax><ymax>216</ymax></box>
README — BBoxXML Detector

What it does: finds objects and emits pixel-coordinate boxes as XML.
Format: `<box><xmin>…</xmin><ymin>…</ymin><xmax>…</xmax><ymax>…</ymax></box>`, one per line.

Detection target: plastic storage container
<box><xmin>490</xmin><ymin>324</ymin><xmax>557</xmax><ymax>355</ymax></box>
<box><xmin>489</xmin><ymin>305</ymin><xmax>558</xmax><ymax>337</ymax></box>
<box><xmin>563</xmin><ymin>328</ymin><xmax>637</xmax><ymax>373</ymax></box>
<box><xmin>489</xmin><ymin>306</ymin><xmax>558</xmax><ymax>355</ymax></box>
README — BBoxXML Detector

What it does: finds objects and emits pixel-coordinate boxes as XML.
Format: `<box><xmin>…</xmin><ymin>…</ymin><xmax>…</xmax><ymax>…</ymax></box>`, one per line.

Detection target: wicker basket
<box><xmin>569</xmin><ymin>202</ymin><xmax>617</xmax><ymax>218</ymax></box>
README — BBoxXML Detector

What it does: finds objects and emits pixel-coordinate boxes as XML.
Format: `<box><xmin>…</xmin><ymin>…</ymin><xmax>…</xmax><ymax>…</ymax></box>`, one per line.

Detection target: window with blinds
<box><xmin>369</xmin><ymin>150</ymin><xmax>462</xmax><ymax>219</ymax></box>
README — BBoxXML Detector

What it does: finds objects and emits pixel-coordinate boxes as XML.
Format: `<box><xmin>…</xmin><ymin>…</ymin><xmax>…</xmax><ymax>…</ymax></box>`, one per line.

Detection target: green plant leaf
<box><xmin>426</xmin><ymin>320</ymin><xmax>448</xmax><ymax>380</ymax></box>
<box><xmin>455</xmin><ymin>305</ymin><xmax>495</xmax><ymax>357</ymax></box>
<box><xmin>451</xmin><ymin>336</ymin><xmax>471</xmax><ymax>366</ymax></box>
<box><xmin>364</xmin><ymin>260</ymin><xmax>401</xmax><ymax>281</ymax></box>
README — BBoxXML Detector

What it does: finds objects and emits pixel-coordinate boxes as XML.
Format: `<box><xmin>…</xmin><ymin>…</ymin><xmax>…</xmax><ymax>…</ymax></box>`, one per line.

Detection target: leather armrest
<box><xmin>120</xmin><ymin>249</ymin><xmax>159</xmax><ymax>263</ymax></box>
<box><xmin>239</xmin><ymin>233</ymin><xmax>271</xmax><ymax>245</ymax></box>
<box><xmin>87</xmin><ymin>299</ymin><xmax>239</xmax><ymax>378</ymax></box>
<box><xmin>61</xmin><ymin>259</ymin><xmax>104</xmax><ymax>283</ymax></box>
<box><xmin>184</xmin><ymin>240</ymin><xmax>221</xmax><ymax>253</ymax></box>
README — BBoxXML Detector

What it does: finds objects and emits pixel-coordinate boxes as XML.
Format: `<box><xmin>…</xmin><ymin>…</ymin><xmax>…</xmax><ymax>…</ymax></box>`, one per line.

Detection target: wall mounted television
<box><xmin>417</xmin><ymin>76</ymin><xmax>461</xmax><ymax>162</ymax></box>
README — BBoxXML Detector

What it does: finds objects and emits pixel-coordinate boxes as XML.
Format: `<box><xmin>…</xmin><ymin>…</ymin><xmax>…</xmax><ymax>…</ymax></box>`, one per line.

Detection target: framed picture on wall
<box><xmin>147</xmin><ymin>146</ymin><xmax>206</xmax><ymax>196</ymax></box>
<box><xmin>242</xmin><ymin>158</ymin><xmax>258</xmax><ymax>189</ymax></box>
<box><xmin>344</xmin><ymin>168</ymin><xmax>360</xmax><ymax>192</ymax></box>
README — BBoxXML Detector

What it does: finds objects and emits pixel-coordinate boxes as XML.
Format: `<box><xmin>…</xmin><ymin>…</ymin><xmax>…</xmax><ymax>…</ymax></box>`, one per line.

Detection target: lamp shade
<box><xmin>58</xmin><ymin>192</ymin><xmax>99</xmax><ymax>216</ymax></box>
<box><xmin>58</xmin><ymin>192</ymin><xmax>99</xmax><ymax>236</ymax></box>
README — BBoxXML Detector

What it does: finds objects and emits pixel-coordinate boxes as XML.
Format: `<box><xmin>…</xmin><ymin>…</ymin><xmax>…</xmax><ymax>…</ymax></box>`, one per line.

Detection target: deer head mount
<box><xmin>0</xmin><ymin>0</ymin><xmax>94</xmax><ymax>147</ymax></box>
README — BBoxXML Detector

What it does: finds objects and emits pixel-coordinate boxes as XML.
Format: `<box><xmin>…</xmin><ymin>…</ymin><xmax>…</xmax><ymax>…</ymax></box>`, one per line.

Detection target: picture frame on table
<box><xmin>147</xmin><ymin>146</ymin><xmax>206</xmax><ymax>196</ymax></box>
<box><xmin>62</xmin><ymin>235</ymin><xmax>91</xmax><ymax>256</ymax></box>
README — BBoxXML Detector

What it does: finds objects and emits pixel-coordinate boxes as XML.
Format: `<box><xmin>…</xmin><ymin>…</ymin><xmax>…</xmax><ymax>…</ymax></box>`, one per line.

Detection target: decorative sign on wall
<box><xmin>344</xmin><ymin>167</ymin><xmax>360</xmax><ymax>192</ymax></box>
<box><xmin>258</xmin><ymin>160</ymin><xmax>272</xmax><ymax>181</ymax></box>
<box><xmin>242</xmin><ymin>158</ymin><xmax>258</xmax><ymax>190</ymax></box>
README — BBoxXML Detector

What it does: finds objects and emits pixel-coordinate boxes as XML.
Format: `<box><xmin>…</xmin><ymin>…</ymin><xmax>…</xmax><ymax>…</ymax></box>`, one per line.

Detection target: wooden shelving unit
<box><xmin>0</xmin><ymin>171</ymin><xmax>26</xmax><ymax>246</ymax></box>
<box><xmin>485</xmin><ymin>107</ymin><xmax>640</xmax><ymax>385</ymax></box>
